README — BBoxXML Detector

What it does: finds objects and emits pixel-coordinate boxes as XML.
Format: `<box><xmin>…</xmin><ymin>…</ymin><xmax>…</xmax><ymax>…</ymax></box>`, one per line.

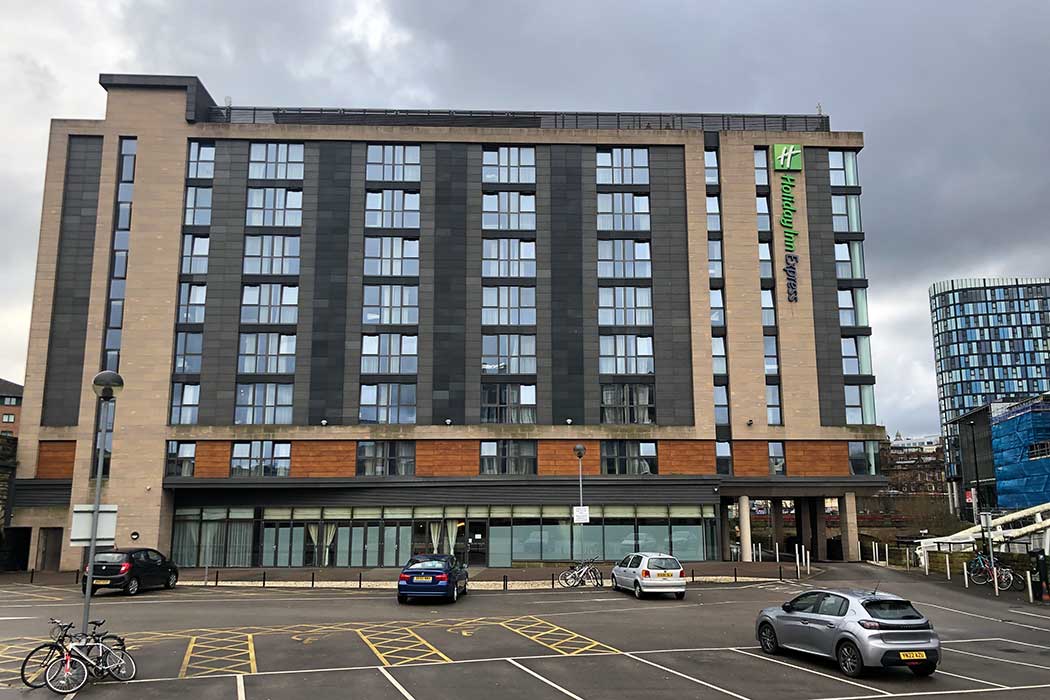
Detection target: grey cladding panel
<box><xmin>42</xmin><ymin>135</ymin><xmax>104</xmax><ymax>426</ymax></box>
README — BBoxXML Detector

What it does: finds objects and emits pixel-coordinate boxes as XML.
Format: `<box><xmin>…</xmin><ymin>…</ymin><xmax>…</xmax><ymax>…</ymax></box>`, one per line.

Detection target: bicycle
<box><xmin>23</xmin><ymin>618</ymin><xmax>135</xmax><ymax>692</ymax></box>
<box><xmin>966</xmin><ymin>553</ymin><xmax>1025</xmax><ymax>591</ymax></box>
<box><xmin>558</xmin><ymin>556</ymin><xmax>603</xmax><ymax>588</ymax></box>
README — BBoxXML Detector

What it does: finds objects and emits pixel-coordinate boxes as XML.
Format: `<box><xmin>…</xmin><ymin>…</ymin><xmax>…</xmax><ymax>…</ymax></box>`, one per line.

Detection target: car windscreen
<box><xmin>863</xmin><ymin>600</ymin><xmax>923</xmax><ymax>620</ymax></box>
<box><xmin>647</xmin><ymin>557</ymin><xmax>681</xmax><ymax>570</ymax></box>
<box><xmin>406</xmin><ymin>560</ymin><xmax>446</xmax><ymax>570</ymax></box>
<box><xmin>93</xmin><ymin>552</ymin><xmax>127</xmax><ymax>564</ymax></box>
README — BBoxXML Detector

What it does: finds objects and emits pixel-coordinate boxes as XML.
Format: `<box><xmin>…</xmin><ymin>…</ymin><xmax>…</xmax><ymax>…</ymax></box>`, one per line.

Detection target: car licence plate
<box><xmin>657</xmin><ymin>572</ymin><xmax>674</xmax><ymax>578</ymax></box>
<box><xmin>93</xmin><ymin>579</ymin><xmax>110</xmax><ymax>585</ymax></box>
<box><xmin>900</xmin><ymin>651</ymin><xmax>926</xmax><ymax>660</ymax></box>
<box><xmin>413</xmin><ymin>577</ymin><xmax>432</xmax><ymax>583</ymax></box>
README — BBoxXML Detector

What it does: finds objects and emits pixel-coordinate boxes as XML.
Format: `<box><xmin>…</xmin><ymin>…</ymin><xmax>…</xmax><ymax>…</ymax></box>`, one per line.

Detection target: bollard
<box><xmin>262</xmin><ymin>571</ymin><xmax>267</xmax><ymax>588</ymax></box>
<box><xmin>872</xmin><ymin>541</ymin><xmax>877</xmax><ymax>563</ymax></box>
<box><xmin>358</xmin><ymin>572</ymin><xmax>363</xmax><ymax>590</ymax></box>
<box><xmin>779</xmin><ymin>565</ymin><xmax>783</xmax><ymax>581</ymax></box>
<box><xmin>733</xmin><ymin>567</ymin><xmax>738</xmax><ymax>583</ymax></box>
<box><xmin>794</xmin><ymin>543</ymin><xmax>800</xmax><ymax>566</ymax></box>
<box><xmin>923</xmin><ymin>555</ymin><xmax>929</xmax><ymax>576</ymax></box>
<box><xmin>503</xmin><ymin>574</ymin><xmax>508</xmax><ymax>591</ymax></box>
<box><xmin>884</xmin><ymin>544</ymin><xmax>890</xmax><ymax>566</ymax></box>
<box><xmin>551</xmin><ymin>573</ymin><xmax>555</xmax><ymax>589</ymax></box>
<box><xmin>945</xmin><ymin>555</ymin><xmax>951</xmax><ymax>581</ymax></box>
<box><xmin>30</xmin><ymin>569</ymin><xmax>34</xmax><ymax>584</ymax></box>
<box><xmin>992</xmin><ymin>565</ymin><xmax>1000</xmax><ymax>597</ymax></box>
<box><xmin>215</xmin><ymin>570</ymin><xmax>219</xmax><ymax>587</ymax></box>
<box><xmin>906</xmin><ymin>550</ymin><xmax>911</xmax><ymax>571</ymax></box>
<box><xmin>806</xmin><ymin>549</ymin><xmax>811</xmax><ymax>576</ymax></box>
<box><xmin>963</xmin><ymin>561</ymin><xmax>968</xmax><ymax>588</ymax></box>
<box><xmin>691</xmin><ymin>569</ymin><xmax>695</xmax><ymax>582</ymax></box>
<box><xmin>1027</xmin><ymin>570</ymin><xmax>1034</xmax><ymax>604</ymax></box>
<box><xmin>795</xmin><ymin>560</ymin><xmax>800</xmax><ymax>579</ymax></box>
<box><xmin>75</xmin><ymin>570</ymin><xmax>80</xmax><ymax>586</ymax></box>
<box><xmin>775</xmin><ymin>542</ymin><xmax>780</xmax><ymax>563</ymax></box>
<box><xmin>311</xmin><ymin>572</ymin><xmax>315</xmax><ymax>589</ymax></box>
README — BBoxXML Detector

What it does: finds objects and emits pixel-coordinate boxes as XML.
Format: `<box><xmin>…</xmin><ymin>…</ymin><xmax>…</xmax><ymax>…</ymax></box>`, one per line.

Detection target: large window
<box><xmin>706</xmin><ymin>195</ymin><xmax>721</xmax><ymax>231</ymax></box>
<box><xmin>238</xmin><ymin>333</ymin><xmax>296</xmax><ymax>374</ymax></box>
<box><xmin>365</xmin><ymin>190</ymin><xmax>420</xmax><ymax>228</ymax></box>
<box><xmin>716</xmin><ymin>441</ymin><xmax>732</xmax><ymax>476</ymax></box>
<box><xmin>480</xmin><ymin>440</ymin><xmax>537</xmax><ymax>475</ymax></box>
<box><xmin>829</xmin><ymin>151</ymin><xmax>859</xmax><ymax>187</ymax></box>
<box><xmin>165</xmin><ymin>441</ymin><xmax>196</xmax><ymax>477</ymax></box>
<box><xmin>361</xmin><ymin>334</ymin><xmax>417</xmax><ymax>374</ymax></box>
<box><xmin>482</xmin><ymin>286</ymin><xmax>536</xmax><ymax>325</ymax></box>
<box><xmin>187</xmin><ymin>142</ymin><xmax>215</xmax><ymax>179</ymax></box>
<box><xmin>596</xmin><ymin>148</ymin><xmax>649</xmax><ymax>185</ymax></box>
<box><xmin>841</xmin><ymin>336</ymin><xmax>872</xmax><ymax>375</ymax></box>
<box><xmin>170</xmin><ymin>382</ymin><xmax>200</xmax><ymax>425</ymax></box>
<box><xmin>246</xmin><ymin>188</ymin><xmax>303</xmax><ymax>227</ymax></box>
<box><xmin>710</xmin><ymin>289</ymin><xmax>725</xmax><ymax>326</ymax></box>
<box><xmin>483</xmin><ymin>146</ymin><xmax>535</xmax><ymax>183</ymax></box>
<box><xmin>766</xmin><ymin>385</ymin><xmax>783</xmax><ymax>425</ymax></box>
<box><xmin>366</xmin><ymin>144</ymin><xmax>420</xmax><ymax>181</ymax></box>
<box><xmin>357</xmin><ymin>441</ymin><xmax>415</xmax><ymax>476</ymax></box>
<box><xmin>600</xmin><ymin>384</ymin><xmax>655</xmax><ymax>424</ymax></box>
<box><xmin>832</xmin><ymin>194</ymin><xmax>862</xmax><ymax>232</ymax></box>
<box><xmin>768</xmin><ymin>442</ymin><xmax>786</xmax><ymax>475</ymax></box>
<box><xmin>244</xmin><ymin>235</ymin><xmax>300</xmax><ymax>275</ymax></box>
<box><xmin>838</xmin><ymin>289</ymin><xmax>868</xmax><ymax>326</ymax></box>
<box><xmin>359</xmin><ymin>383</ymin><xmax>416</xmax><ymax>424</ymax></box>
<box><xmin>482</xmin><ymin>334</ymin><xmax>536</xmax><ymax>374</ymax></box>
<box><xmin>845</xmin><ymin>385</ymin><xmax>876</xmax><ymax>425</ymax></box>
<box><xmin>764</xmin><ymin>336</ymin><xmax>779</xmax><ymax>375</ymax></box>
<box><xmin>835</xmin><ymin>242</ymin><xmax>865</xmax><ymax>279</ymax></box>
<box><xmin>714</xmin><ymin>385</ymin><xmax>730</xmax><ymax>425</ymax></box>
<box><xmin>481</xmin><ymin>384</ymin><xmax>537</xmax><ymax>424</ymax></box>
<box><xmin>704</xmin><ymin>150</ymin><xmax>719</xmax><ymax>185</ymax></box>
<box><xmin>761</xmin><ymin>289</ymin><xmax>777</xmax><ymax>326</ymax></box>
<box><xmin>184</xmin><ymin>187</ymin><xmax>212</xmax><ymax>226</ymax></box>
<box><xmin>598</xmin><ymin>286</ymin><xmax>653</xmax><ymax>326</ymax></box>
<box><xmin>231</xmin><ymin>441</ymin><xmax>291</xmax><ymax>477</ymax></box>
<box><xmin>482</xmin><ymin>192</ymin><xmax>536</xmax><ymax>230</ymax></box>
<box><xmin>601</xmin><ymin>440</ymin><xmax>657</xmax><ymax>475</ymax></box>
<box><xmin>756</xmin><ymin>196</ymin><xmax>771</xmax><ymax>232</ymax></box>
<box><xmin>599</xmin><ymin>335</ymin><xmax>654</xmax><ymax>374</ymax></box>
<box><xmin>364</xmin><ymin>237</ymin><xmax>419</xmax><ymax>276</ymax></box>
<box><xmin>177</xmin><ymin>283</ymin><xmax>206</xmax><ymax>324</ymax></box>
<box><xmin>181</xmin><ymin>235</ymin><xmax>209</xmax><ymax>274</ymax></box>
<box><xmin>174</xmin><ymin>332</ymin><xmax>203</xmax><ymax>374</ymax></box>
<box><xmin>241</xmin><ymin>285</ymin><xmax>299</xmax><ymax>324</ymax></box>
<box><xmin>249</xmin><ymin>143</ymin><xmax>304</xmax><ymax>180</ymax></box>
<box><xmin>597</xmin><ymin>193</ymin><xmax>650</xmax><ymax>231</ymax></box>
<box><xmin>848</xmin><ymin>440</ymin><xmax>879</xmax><ymax>476</ymax></box>
<box><xmin>712</xmin><ymin>337</ymin><xmax>727</xmax><ymax>374</ymax></box>
<box><xmin>759</xmin><ymin>242</ymin><xmax>773</xmax><ymax>278</ymax></box>
<box><xmin>598</xmin><ymin>240</ymin><xmax>651</xmax><ymax>279</ymax></box>
<box><xmin>483</xmin><ymin>239</ymin><xmax>536</xmax><ymax>277</ymax></box>
<box><xmin>708</xmin><ymin>240</ymin><xmax>723</xmax><ymax>279</ymax></box>
<box><xmin>363</xmin><ymin>285</ymin><xmax>419</xmax><ymax>325</ymax></box>
<box><xmin>754</xmin><ymin>148</ymin><xmax>768</xmax><ymax>185</ymax></box>
<box><xmin>235</xmin><ymin>383</ymin><xmax>294</xmax><ymax>425</ymax></box>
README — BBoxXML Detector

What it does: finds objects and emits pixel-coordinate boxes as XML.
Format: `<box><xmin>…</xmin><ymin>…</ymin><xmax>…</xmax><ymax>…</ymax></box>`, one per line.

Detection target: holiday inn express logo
<box><xmin>773</xmin><ymin>143</ymin><xmax>803</xmax><ymax>171</ymax></box>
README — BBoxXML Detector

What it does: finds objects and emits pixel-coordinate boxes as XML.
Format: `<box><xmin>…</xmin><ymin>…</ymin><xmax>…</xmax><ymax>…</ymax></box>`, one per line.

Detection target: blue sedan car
<box><xmin>397</xmin><ymin>554</ymin><xmax>469</xmax><ymax>604</ymax></box>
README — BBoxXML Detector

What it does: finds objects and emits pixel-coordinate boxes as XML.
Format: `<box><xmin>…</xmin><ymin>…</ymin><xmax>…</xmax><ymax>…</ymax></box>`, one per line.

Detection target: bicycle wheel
<box><xmin>586</xmin><ymin>568</ymin><xmax>603</xmax><ymax>587</ymax></box>
<box><xmin>558</xmin><ymin>570</ymin><xmax>579</xmax><ymax>588</ymax></box>
<box><xmin>20</xmin><ymin>643</ymin><xmax>62</xmax><ymax>688</ymax></box>
<box><xmin>45</xmin><ymin>656</ymin><xmax>88</xmax><ymax>694</ymax></box>
<box><xmin>996</xmin><ymin>568</ymin><xmax>1014</xmax><ymax>590</ymax></box>
<box><xmin>105</xmin><ymin>649</ymin><xmax>137</xmax><ymax>681</ymax></box>
<box><xmin>1012</xmin><ymin>570</ymin><xmax>1029</xmax><ymax>592</ymax></box>
<box><xmin>970</xmin><ymin>568</ymin><xmax>990</xmax><ymax>585</ymax></box>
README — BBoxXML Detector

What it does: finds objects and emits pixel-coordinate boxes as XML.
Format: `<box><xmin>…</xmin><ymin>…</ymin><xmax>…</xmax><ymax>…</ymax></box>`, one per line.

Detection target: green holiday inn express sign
<box><xmin>772</xmin><ymin>144</ymin><xmax>802</xmax><ymax>303</ymax></box>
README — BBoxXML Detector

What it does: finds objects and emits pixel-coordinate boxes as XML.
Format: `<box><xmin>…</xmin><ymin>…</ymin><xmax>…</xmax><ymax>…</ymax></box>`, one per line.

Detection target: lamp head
<box><xmin>91</xmin><ymin>370</ymin><xmax>124</xmax><ymax>400</ymax></box>
<box><xmin>573</xmin><ymin>444</ymin><xmax>586</xmax><ymax>459</ymax></box>
<box><xmin>445</xmin><ymin>418</ymin><xmax>453</xmax><ymax>426</ymax></box>
<box><xmin>320</xmin><ymin>419</ymin><xmax>328</xmax><ymax>426</ymax></box>
<box><xmin>565</xmin><ymin>418</ymin><xmax>573</xmax><ymax>426</ymax></box>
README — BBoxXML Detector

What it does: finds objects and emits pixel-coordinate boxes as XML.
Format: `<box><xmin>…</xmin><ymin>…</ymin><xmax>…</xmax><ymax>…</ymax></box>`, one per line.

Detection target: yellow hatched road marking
<box><xmin>179</xmin><ymin>631</ymin><xmax>257</xmax><ymax>677</ymax></box>
<box><xmin>500</xmin><ymin>615</ymin><xmax>619</xmax><ymax>656</ymax></box>
<box><xmin>357</xmin><ymin>626</ymin><xmax>453</xmax><ymax>667</ymax></box>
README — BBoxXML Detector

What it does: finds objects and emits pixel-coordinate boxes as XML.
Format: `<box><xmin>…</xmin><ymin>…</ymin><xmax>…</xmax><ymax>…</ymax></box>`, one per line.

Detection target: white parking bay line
<box><xmin>912</xmin><ymin>601</ymin><xmax>1050</xmax><ymax>633</ymax></box>
<box><xmin>0</xmin><ymin>616</ymin><xmax>36</xmax><ymax>620</ymax></box>
<box><xmin>811</xmin><ymin>683</ymin><xmax>1050</xmax><ymax>700</ymax></box>
<box><xmin>379</xmin><ymin>667</ymin><xmax>416</xmax><ymax>700</ymax></box>
<box><xmin>507</xmin><ymin>659</ymin><xmax>585</xmax><ymax>700</ymax></box>
<box><xmin>625</xmin><ymin>652</ymin><xmax>752</xmax><ymax>700</ymax></box>
<box><xmin>943</xmin><ymin>646</ymin><xmax>1050</xmax><ymax>671</ymax></box>
<box><xmin>529</xmin><ymin>598</ymin><xmax>623</xmax><ymax>604</ymax></box>
<box><xmin>730</xmin><ymin>649</ymin><xmax>890</xmax><ymax>696</ymax></box>
<box><xmin>235</xmin><ymin>674</ymin><xmax>246</xmax><ymax>700</ymax></box>
<box><xmin>933</xmin><ymin>669</ymin><xmax>1007</xmax><ymax>688</ymax></box>
<box><xmin>1008</xmin><ymin>608</ymin><xmax>1050</xmax><ymax>620</ymax></box>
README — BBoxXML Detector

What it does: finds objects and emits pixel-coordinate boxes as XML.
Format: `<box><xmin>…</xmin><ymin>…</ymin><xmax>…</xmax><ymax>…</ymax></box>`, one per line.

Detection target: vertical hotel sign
<box><xmin>772</xmin><ymin>144</ymin><xmax>802</xmax><ymax>302</ymax></box>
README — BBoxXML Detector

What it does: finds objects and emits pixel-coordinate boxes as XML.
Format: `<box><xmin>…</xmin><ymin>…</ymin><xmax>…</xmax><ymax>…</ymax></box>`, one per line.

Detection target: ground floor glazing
<box><xmin>171</xmin><ymin>504</ymin><xmax>720</xmax><ymax>568</ymax></box>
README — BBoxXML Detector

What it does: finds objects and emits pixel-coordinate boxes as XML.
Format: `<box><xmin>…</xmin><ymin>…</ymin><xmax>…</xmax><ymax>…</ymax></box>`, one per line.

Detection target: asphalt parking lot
<box><xmin>2</xmin><ymin>563</ymin><xmax>1050</xmax><ymax>699</ymax></box>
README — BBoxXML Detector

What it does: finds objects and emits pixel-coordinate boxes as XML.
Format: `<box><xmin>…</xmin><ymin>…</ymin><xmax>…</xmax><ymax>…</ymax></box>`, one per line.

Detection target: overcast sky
<box><xmin>2</xmin><ymin>1</ymin><xmax>1048</xmax><ymax>437</ymax></box>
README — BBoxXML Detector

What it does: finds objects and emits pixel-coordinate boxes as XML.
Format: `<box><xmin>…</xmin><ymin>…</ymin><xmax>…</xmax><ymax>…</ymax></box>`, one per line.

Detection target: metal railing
<box><xmin>206</xmin><ymin>107</ymin><xmax>831</xmax><ymax>132</ymax></box>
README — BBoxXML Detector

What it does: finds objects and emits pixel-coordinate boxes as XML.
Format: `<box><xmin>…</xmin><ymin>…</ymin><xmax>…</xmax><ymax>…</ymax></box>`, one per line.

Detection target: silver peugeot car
<box><xmin>755</xmin><ymin>589</ymin><xmax>940</xmax><ymax>678</ymax></box>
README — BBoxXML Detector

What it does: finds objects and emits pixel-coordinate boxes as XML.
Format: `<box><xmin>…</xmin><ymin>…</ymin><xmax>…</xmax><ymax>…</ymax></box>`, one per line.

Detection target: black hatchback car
<box><xmin>82</xmin><ymin>548</ymin><xmax>179</xmax><ymax>596</ymax></box>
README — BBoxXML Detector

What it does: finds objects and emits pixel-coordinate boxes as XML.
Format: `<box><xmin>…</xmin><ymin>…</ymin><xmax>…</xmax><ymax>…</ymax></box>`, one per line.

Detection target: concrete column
<box><xmin>796</xmin><ymin>498</ymin><xmax>813</xmax><ymax>554</ymax></box>
<box><xmin>815</xmin><ymin>498</ymin><xmax>828</xmax><ymax>561</ymax></box>
<box><xmin>771</xmin><ymin>499</ymin><xmax>785</xmax><ymax>551</ymax></box>
<box><xmin>838</xmin><ymin>492</ymin><xmax>860</xmax><ymax>562</ymax></box>
<box><xmin>719</xmin><ymin>498</ymin><xmax>731</xmax><ymax>561</ymax></box>
<box><xmin>739</xmin><ymin>495</ymin><xmax>753</xmax><ymax>563</ymax></box>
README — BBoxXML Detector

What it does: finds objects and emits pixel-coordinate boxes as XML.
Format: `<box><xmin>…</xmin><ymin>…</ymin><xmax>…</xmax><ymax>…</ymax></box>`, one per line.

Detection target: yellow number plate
<box><xmin>657</xmin><ymin>572</ymin><xmax>674</xmax><ymax>578</ymax></box>
<box><xmin>414</xmin><ymin>577</ymin><xmax>432</xmax><ymax>583</ymax></box>
<box><xmin>900</xmin><ymin>651</ymin><xmax>926</xmax><ymax>660</ymax></box>
<box><xmin>93</xmin><ymin>579</ymin><xmax>110</xmax><ymax>585</ymax></box>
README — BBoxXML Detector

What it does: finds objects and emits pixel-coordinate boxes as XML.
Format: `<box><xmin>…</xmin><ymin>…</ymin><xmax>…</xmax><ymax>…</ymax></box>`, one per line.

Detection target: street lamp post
<box><xmin>83</xmin><ymin>370</ymin><xmax>124</xmax><ymax>633</ymax></box>
<box><xmin>968</xmin><ymin>420</ymin><xmax>980</xmax><ymax>525</ymax></box>
<box><xmin>573</xmin><ymin>444</ymin><xmax>586</xmax><ymax>509</ymax></box>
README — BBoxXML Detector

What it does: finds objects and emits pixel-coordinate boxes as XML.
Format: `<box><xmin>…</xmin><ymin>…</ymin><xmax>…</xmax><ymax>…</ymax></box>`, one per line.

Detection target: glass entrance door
<box><xmin>466</xmin><ymin>520</ymin><xmax>488</xmax><ymax>567</ymax></box>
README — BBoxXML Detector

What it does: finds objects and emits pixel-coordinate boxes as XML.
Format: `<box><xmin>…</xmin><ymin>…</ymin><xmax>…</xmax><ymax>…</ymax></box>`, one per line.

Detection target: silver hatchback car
<box><xmin>755</xmin><ymin>589</ymin><xmax>940</xmax><ymax>678</ymax></box>
<box><xmin>610</xmin><ymin>552</ymin><xmax>687</xmax><ymax>599</ymax></box>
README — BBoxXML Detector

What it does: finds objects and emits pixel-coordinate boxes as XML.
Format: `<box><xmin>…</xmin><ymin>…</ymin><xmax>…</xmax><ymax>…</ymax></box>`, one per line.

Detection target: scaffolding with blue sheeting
<box><xmin>992</xmin><ymin>396</ymin><xmax>1050</xmax><ymax>509</ymax></box>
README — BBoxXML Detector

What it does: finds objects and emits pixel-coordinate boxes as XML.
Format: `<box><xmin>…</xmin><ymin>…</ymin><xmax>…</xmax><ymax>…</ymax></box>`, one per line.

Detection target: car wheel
<box><xmin>82</xmin><ymin>585</ymin><xmax>99</xmax><ymax>597</ymax></box>
<box><xmin>910</xmin><ymin>662</ymin><xmax>936</xmax><ymax>677</ymax></box>
<box><xmin>397</xmin><ymin>594</ymin><xmax>407</xmax><ymax>604</ymax></box>
<box><xmin>164</xmin><ymin>572</ymin><xmax>178</xmax><ymax>590</ymax></box>
<box><xmin>124</xmin><ymin>577</ymin><xmax>140</xmax><ymax>597</ymax></box>
<box><xmin>634</xmin><ymin>582</ymin><xmax>644</xmax><ymax>600</ymax></box>
<box><xmin>837</xmin><ymin>640</ymin><xmax>864</xmax><ymax>678</ymax></box>
<box><xmin>610</xmin><ymin>574</ymin><xmax>618</xmax><ymax>591</ymax></box>
<box><xmin>461</xmin><ymin>578</ymin><xmax>468</xmax><ymax>595</ymax></box>
<box><xmin>449</xmin><ymin>582</ymin><xmax>459</xmax><ymax>603</ymax></box>
<box><xmin>758</xmin><ymin>623</ymin><xmax>779</xmax><ymax>655</ymax></box>
<box><xmin>675</xmin><ymin>591</ymin><xmax>686</xmax><ymax>600</ymax></box>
